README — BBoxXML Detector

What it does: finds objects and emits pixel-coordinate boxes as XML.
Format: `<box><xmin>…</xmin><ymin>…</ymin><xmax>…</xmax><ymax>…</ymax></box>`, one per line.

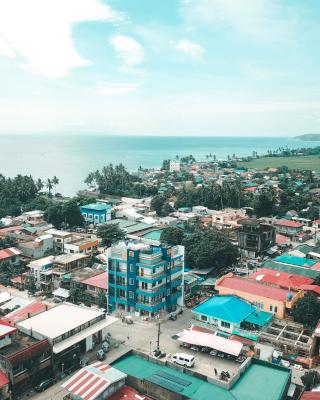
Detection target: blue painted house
<box><xmin>107</xmin><ymin>242</ymin><xmax>184</xmax><ymax>317</ymax></box>
<box><xmin>192</xmin><ymin>295</ymin><xmax>272</xmax><ymax>341</ymax></box>
<box><xmin>80</xmin><ymin>203</ymin><xmax>112</xmax><ymax>225</ymax></box>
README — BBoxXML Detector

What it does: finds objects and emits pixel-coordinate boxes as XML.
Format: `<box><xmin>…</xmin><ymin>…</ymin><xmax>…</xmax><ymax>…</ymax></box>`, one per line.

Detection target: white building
<box><xmin>169</xmin><ymin>160</ymin><xmax>181</xmax><ymax>172</ymax></box>
<box><xmin>17</xmin><ymin>303</ymin><xmax>117</xmax><ymax>356</ymax></box>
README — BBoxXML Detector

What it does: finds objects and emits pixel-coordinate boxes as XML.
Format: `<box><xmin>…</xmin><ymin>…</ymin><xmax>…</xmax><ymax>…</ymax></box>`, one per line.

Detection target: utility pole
<box><xmin>156</xmin><ymin>322</ymin><xmax>161</xmax><ymax>352</ymax></box>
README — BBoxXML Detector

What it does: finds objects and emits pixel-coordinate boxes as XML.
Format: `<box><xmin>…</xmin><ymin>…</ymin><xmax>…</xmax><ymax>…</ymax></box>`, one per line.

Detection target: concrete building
<box><xmin>0</xmin><ymin>326</ymin><xmax>52</xmax><ymax>397</ymax></box>
<box><xmin>18</xmin><ymin>210</ymin><xmax>45</xmax><ymax>226</ymax></box>
<box><xmin>45</xmin><ymin>228</ymin><xmax>73</xmax><ymax>251</ymax></box>
<box><xmin>0</xmin><ymin>247</ymin><xmax>21</xmax><ymax>266</ymax></box>
<box><xmin>215</xmin><ymin>273</ymin><xmax>302</xmax><ymax>319</ymax></box>
<box><xmin>80</xmin><ymin>203</ymin><xmax>112</xmax><ymax>225</ymax></box>
<box><xmin>211</xmin><ymin>208</ymin><xmax>246</xmax><ymax>230</ymax></box>
<box><xmin>192</xmin><ymin>295</ymin><xmax>272</xmax><ymax>341</ymax></box>
<box><xmin>17</xmin><ymin>303</ymin><xmax>116</xmax><ymax>373</ymax></box>
<box><xmin>274</xmin><ymin>220</ymin><xmax>304</xmax><ymax>238</ymax></box>
<box><xmin>18</xmin><ymin>233</ymin><xmax>54</xmax><ymax>259</ymax></box>
<box><xmin>64</xmin><ymin>235</ymin><xmax>100</xmax><ymax>255</ymax></box>
<box><xmin>107</xmin><ymin>241</ymin><xmax>184</xmax><ymax>317</ymax></box>
<box><xmin>237</xmin><ymin>219</ymin><xmax>276</xmax><ymax>258</ymax></box>
<box><xmin>169</xmin><ymin>160</ymin><xmax>180</xmax><ymax>172</ymax></box>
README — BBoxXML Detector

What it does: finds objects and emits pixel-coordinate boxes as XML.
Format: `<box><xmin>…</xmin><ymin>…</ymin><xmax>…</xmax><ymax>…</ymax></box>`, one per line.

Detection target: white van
<box><xmin>172</xmin><ymin>353</ymin><xmax>195</xmax><ymax>368</ymax></box>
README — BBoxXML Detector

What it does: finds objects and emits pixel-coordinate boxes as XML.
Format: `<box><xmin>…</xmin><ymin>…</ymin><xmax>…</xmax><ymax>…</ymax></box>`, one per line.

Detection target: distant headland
<box><xmin>295</xmin><ymin>134</ymin><xmax>320</xmax><ymax>141</ymax></box>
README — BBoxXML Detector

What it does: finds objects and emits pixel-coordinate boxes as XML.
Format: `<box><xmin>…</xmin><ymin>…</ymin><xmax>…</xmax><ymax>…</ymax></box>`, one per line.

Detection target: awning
<box><xmin>0</xmin><ymin>370</ymin><xmax>9</xmax><ymax>387</ymax></box>
<box><xmin>178</xmin><ymin>329</ymin><xmax>242</xmax><ymax>356</ymax></box>
<box><xmin>53</xmin><ymin>316</ymin><xmax>117</xmax><ymax>354</ymax></box>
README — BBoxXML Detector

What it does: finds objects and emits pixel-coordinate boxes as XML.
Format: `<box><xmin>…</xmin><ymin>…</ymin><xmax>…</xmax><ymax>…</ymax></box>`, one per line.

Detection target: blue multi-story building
<box><xmin>80</xmin><ymin>203</ymin><xmax>112</xmax><ymax>225</ymax></box>
<box><xmin>107</xmin><ymin>241</ymin><xmax>184</xmax><ymax>317</ymax></box>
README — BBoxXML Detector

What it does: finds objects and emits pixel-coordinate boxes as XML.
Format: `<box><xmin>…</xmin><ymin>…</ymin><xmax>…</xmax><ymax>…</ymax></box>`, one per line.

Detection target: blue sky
<box><xmin>0</xmin><ymin>0</ymin><xmax>319</xmax><ymax>136</ymax></box>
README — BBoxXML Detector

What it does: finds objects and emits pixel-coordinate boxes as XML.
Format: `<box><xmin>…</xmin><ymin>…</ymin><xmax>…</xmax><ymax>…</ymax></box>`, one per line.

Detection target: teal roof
<box><xmin>80</xmin><ymin>203</ymin><xmax>111</xmax><ymax>211</ymax></box>
<box><xmin>192</xmin><ymin>295</ymin><xmax>255</xmax><ymax>324</ymax></box>
<box><xmin>113</xmin><ymin>354</ymin><xmax>291</xmax><ymax>400</ymax></box>
<box><xmin>244</xmin><ymin>310</ymin><xmax>273</xmax><ymax>327</ymax></box>
<box><xmin>274</xmin><ymin>255</ymin><xmax>316</xmax><ymax>267</ymax></box>
<box><xmin>262</xmin><ymin>260</ymin><xmax>319</xmax><ymax>279</ymax></box>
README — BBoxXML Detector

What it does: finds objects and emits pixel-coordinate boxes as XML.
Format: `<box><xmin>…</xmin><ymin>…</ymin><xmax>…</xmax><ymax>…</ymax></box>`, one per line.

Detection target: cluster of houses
<box><xmin>0</xmin><ymin>159</ymin><xmax>318</xmax><ymax>399</ymax></box>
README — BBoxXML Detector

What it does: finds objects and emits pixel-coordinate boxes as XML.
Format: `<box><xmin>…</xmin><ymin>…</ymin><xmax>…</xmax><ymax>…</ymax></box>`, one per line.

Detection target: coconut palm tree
<box><xmin>52</xmin><ymin>176</ymin><xmax>59</xmax><ymax>195</ymax></box>
<box><xmin>46</xmin><ymin>178</ymin><xmax>53</xmax><ymax>196</ymax></box>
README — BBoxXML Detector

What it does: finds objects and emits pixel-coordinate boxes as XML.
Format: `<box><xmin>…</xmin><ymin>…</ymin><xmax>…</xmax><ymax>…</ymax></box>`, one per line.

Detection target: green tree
<box><xmin>253</xmin><ymin>191</ymin><xmax>276</xmax><ymax>217</ymax></box>
<box><xmin>97</xmin><ymin>223</ymin><xmax>125</xmax><ymax>247</ymax></box>
<box><xmin>301</xmin><ymin>370</ymin><xmax>320</xmax><ymax>391</ymax></box>
<box><xmin>52</xmin><ymin>176</ymin><xmax>59</xmax><ymax>195</ymax></box>
<box><xmin>160</xmin><ymin>227</ymin><xmax>184</xmax><ymax>245</ymax></box>
<box><xmin>151</xmin><ymin>195</ymin><xmax>167</xmax><ymax>216</ymax></box>
<box><xmin>182</xmin><ymin>227</ymin><xmax>239</xmax><ymax>273</ymax></box>
<box><xmin>97</xmin><ymin>289</ymin><xmax>107</xmax><ymax>309</ymax></box>
<box><xmin>45</xmin><ymin>203</ymin><xmax>64</xmax><ymax>228</ymax></box>
<box><xmin>62</xmin><ymin>199</ymin><xmax>84</xmax><ymax>227</ymax></box>
<box><xmin>292</xmin><ymin>293</ymin><xmax>320</xmax><ymax>328</ymax></box>
<box><xmin>46</xmin><ymin>178</ymin><xmax>53</xmax><ymax>196</ymax></box>
<box><xmin>25</xmin><ymin>275</ymin><xmax>37</xmax><ymax>294</ymax></box>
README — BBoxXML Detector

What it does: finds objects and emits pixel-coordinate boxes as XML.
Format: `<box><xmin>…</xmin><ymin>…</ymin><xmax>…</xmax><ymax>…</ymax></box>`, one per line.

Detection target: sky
<box><xmin>0</xmin><ymin>0</ymin><xmax>320</xmax><ymax>136</ymax></box>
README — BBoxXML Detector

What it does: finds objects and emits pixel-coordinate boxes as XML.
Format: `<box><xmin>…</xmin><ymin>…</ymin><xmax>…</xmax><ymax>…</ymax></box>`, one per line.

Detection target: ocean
<box><xmin>0</xmin><ymin>134</ymin><xmax>318</xmax><ymax>196</ymax></box>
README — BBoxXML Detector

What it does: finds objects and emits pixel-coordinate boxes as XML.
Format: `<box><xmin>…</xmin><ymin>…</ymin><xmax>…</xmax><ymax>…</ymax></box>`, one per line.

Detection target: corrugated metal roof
<box><xmin>62</xmin><ymin>362</ymin><xmax>126</xmax><ymax>400</ymax></box>
<box><xmin>217</xmin><ymin>275</ymin><xmax>290</xmax><ymax>301</ymax></box>
<box><xmin>192</xmin><ymin>295</ymin><xmax>255</xmax><ymax>324</ymax></box>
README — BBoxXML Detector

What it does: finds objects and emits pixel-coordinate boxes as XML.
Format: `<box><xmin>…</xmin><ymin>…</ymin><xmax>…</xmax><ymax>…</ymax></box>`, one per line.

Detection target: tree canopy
<box><xmin>292</xmin><ymin>293</ymin><xmax>320</xmax><ymax>328</ymax></box>
<box><xmin>97</xmin><ymin>223</ymin><xmax>125</xmax><ymax>247</ymax></box>
<box><xmin>160</xmin><ymin>227</ymin><xmax>184</xmax><ymax>245</ymax></box>
<box><xmin>182</xmin><ymin>227</ymin><xmax>238</xmax><ymax>273</ymax></box>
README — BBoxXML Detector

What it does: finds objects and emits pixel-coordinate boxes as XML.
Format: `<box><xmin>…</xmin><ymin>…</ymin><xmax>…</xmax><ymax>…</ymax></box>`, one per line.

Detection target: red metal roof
<box><xmin>301</xmin><ymin>392</ymin><xmax>320</xmax><ymax>400</ymax></box>
<box><xmin>81</xmin><ymin>272</ymin><xmax>107</xmax><ymax>290</ymax></box>
<box><xmin>4</xmin><ymin>301</ymin><xmax>48</xmax><ymax>324</ymax></box>
<box><xmin>0</xmin><ymin>370</ymin><xmax>9</xmax><ymax>387</ymax></box>
<box><xmin>274</xmin><ymin>220</ymin><xmax>303</xmax><ymax>228</ymax></box>
<box><xmin>0</xmin><ymin>225</ymin><xmax>22</xmax><ymax>235</ymax></box>
<box><xmin>230</xmin><ymin>334</ymin><xmax>255</xmax><ymax>346</ymax></box>
<box><xmin>0</xmin><ymin>247</ymin><xmax>21</xmax><ymax>261</ymax></box>
<box><xmin>250</xmin><ymin>268</ymin><xmax>314</xmax><ymax>290</ymax></box>
<box><xmin>109</xmin><ymin>386</ymin><xmax>151</xmax><ymax>400</ymax></box>
<box><xmin>311</xmin><ymin>262</ymin><xmax>320</xmax><ymax>271</ymax></box>
<box><xmin>299</xmin><ymin>285</ymin><xmax>320</xmax><ymax>295</ymax></box>
<box><xmin>275</xmin><ymin>234</ymin><xmax>290</xmax><ymax>245</ymax></box>
<box><xmin>217</xmin><ymin>275</ymin><xmax>291</xmax><ymax>301</ymax></box>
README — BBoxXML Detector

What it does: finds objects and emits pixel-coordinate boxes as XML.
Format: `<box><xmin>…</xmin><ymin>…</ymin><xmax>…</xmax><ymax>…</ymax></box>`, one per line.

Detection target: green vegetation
<box><xmin>97</xmin><ymin>222</ymin><xmax>125</xmax><ymax>247</ymax></box>
<box><xmin>160</xmin><ymin>226</ymin><xmax>184</xmax><ymax>245</ymax></box>
<box><xmin>292</xmin><ymin>293</ymin><xmax>320</xmax><ymax>328</ymax></box>
<box><xmin>301</xmin><ymin>370</ymin><xmax>320</xmax><ymax>391</ymax></box>
<box><xmin>85</xmin><ymin>163</ymin><xmax>157</xmax><ymax>197</ymax></box>
<box><xmin>238</xmin><ymin>155</ymin><xmax>320</xmax><ymax>172</ymax></box>
<box><xmin>296</xmin><ymin>134</ymin><xmax>320</xmax><ymax>141</ymax></box>
<box><xmin>182</xmin><ymin>226</ymin><xmax>239</xmax><ymax>273</ymax></box>
<box><xmin>150</xmin><ymin>195</ymin><xmax>173</xmax><ymax>217</ymax></box>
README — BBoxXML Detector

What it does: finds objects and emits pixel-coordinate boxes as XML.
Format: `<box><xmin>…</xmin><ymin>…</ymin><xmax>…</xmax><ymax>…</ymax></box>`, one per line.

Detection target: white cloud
<box><xmin>0</xmin><ymin>0</ymin><xmax>123</xmax><ymax>78</ymax></box>
<box><xmin>110</xmin><ymin>35</ymin><xmax>145</xmax><ymax>68</ymax></box>
<box><xmin>99</xmin><ymin>82</ymin><xmax>140</xmax><ymax>96</ymax></box>
<box><xmin>175</xmin><ymin>39</ymin><xmax>204</xmax><ymax>60</ymax></box>
<box><xmin>0</xmin><ymin>37</ymin><xmax>16</xmax><ymax>58</ymax></box>
<box><xmin>180</xmin><ymin>0</ymin><xmax>295</xmax><ymax>40</ymax></box>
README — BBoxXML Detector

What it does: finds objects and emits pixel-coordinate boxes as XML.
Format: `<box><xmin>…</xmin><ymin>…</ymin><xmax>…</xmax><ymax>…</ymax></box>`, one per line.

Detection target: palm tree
<box><xmin>36</xmin><ymin>178</ymin><xmax>44</xmax><ymax>192</ymax></box>
<box><xmin>46</xmin><ymin>178</ymin><xmax>53</xmax><ymax>196</ymax></box>
<box><xmin>52</xmin><ymin>176</ymin><xmax>59</xmax><ymax>195</ymax></box>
